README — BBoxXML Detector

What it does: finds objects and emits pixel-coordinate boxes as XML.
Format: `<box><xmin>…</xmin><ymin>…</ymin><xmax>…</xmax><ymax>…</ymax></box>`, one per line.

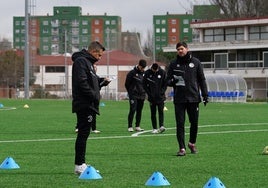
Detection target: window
<box><xmin>45</xmin><ymin>66</ymin><xmax>65</xmax><ymax>73</ymax></box>
<box><xmin>94</xmin><ymin>19</ymin><xmax>100</xmax><ymax>25</ymax></box>
<box><xmin>43</xmin><ymin>45</ymin><xmax>49</xmax><ymax>51</ymax></box>
<box><xmin>72</xmin><ymin>28</ymin><xmax>79</xmax><ymax>35</ymax></box>
<box><xmin>156</xmin><ymin>28</ymin><xmax>160</xmax><ymax>33</ymax></box>
<box><xmin>82</xmin><ymin>28</ymin><xmax>88</xmax><ymax>34</ymax></box>
<box><xmin>225</xmin><ymin>28</ymin><xmax>235</xmax><ymax>41</ymax></box>
<box><xmin>249</xmin><ymin>26</ymin><xmax>260</xmax><ymax>40</ymax></box>
<box><xmin>82</xmin><ymin>36</ymin><xmax>88</xmax><ymax>42</ymax></box>
<box><xmin>260</xmin><ymin>26</ymin><xmax>268</xmax><ymax>40</ymax></box>
<box><xmin>31</xmin><ymin>20</ymin><xmax>37</xmax><ymax>26</ymax></box>
<box><xmin>171</xmin><ymin>28</ymin><xmax>176</xmax><ymax>33</ymax></box>
<box><xmin>95</xmin><ymin>28</ymin><xmax>100</xmax><ymax>34</ymax></box>
<box><xmin>171</xmin><ymin>36</ymin><xmax>177</xmax><ymax>42</ymax></box>
<box><xmin>94</xmin><ymin>37</ymin><xmax>100</xmax><ymax>41</ymax></box>
<box><xmin>111</xmin><ymin>20</ymin><xmax>116</xmax><ymax>25</ymax></box>
<box><xmin>183</xmin><ymin>28</ymin><xmax>189</xmax><ymax>33</ymax></box>
<box><xmin>161</xmin><ymin>28</ymin><xmax>166</xmax><ymax>33</ymax></box>
<box><xmin>214</xmin><ymin>28</ymin><xmax>224</xmax><ymax>42</ymax></box>
<box><xmin>155</xmin><ymin>19</ymin><xmax>160</xmax><ymax>25</ymax></box>
<box><xmin>105</xmin><ymin>20</ymin><xmax>110</xmax><ymax>25</ymax></box>
<box><xmin>82</xmin><ymin>20</ymin><xmax>88</xmax><ymax>25</ymax></box>
<box><xmin>171</xmin><ymin>19</ymin><xmax>177</xmax><ymax>24</ymax></box>
<box><xmin>183</xmin><ymin>19</ymin><xmax>189</xmax><ymax>24</ymax></box>
<box><xmin>161</xmin><ymin>19</ymin><xmax>166</xmax><ymax>24</ymax></box>
<box><xmin>51</xmin><ymin>36</ymin><xmax>58</xmax><ymax>42</ymax></box>
<box><xmin>215</xmin><ymin>53</ymin><xmax>228</xmax><ymax>69</ymax></box>
<box><xmin>15</xmin><ymin>21</ymin><xmax>20</xmax><ymax>26</ymax></box>
<box><xmin>72</xmin><ymin>20</ymin><xmax>79</xmax><ymax>27</ymax></box>
<box><xmin>43</xmin><ymin>28</ymin><xmax>49</xmax><ymax>34</ymax></box>
<box><xmin>43</xmin><ymin>20</ymin><xmax>49</xmax><ymax>26</ymax></box>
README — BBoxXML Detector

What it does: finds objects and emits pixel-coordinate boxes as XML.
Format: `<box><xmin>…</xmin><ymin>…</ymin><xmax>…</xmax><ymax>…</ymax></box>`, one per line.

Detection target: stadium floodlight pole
<box><xmin>24</xmin><ymin>0</ymin><xmax>30</xmax><ymax>99</ymax></box>
<box><xmin>152</xmin><ymin>23</ymin><xmax>155</xmax><ymax>64</ymax></box>
<box><xmin>106</xmin><ymin>27</ymin><xmax>110</xmax><ymax>100</ymax></box>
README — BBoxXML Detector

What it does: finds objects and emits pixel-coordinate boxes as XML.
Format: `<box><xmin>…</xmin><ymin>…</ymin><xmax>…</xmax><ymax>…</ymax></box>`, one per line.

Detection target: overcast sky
<box><xmin>0</xmin><ymin>0</ymin><xmax>210</xmax><ymax>43</ymax></box>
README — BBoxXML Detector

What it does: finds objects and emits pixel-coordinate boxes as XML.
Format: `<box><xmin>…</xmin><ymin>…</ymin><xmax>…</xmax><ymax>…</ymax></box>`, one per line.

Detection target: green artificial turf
<box><xmin>0</xmin><ymin>99</ymin><xmax>268</xmax><ymax>187</ymax></box>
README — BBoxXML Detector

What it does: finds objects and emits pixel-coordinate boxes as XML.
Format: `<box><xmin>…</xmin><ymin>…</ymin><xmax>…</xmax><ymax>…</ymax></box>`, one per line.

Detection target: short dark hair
<box><xmin>138</xmin><ymin>59</ymin><xmax>147</xmax><ymax>68</ymax></box>
<box><xmin>88</xmin><ymin>41</ymin><xmax>105</xmax><ymax>52</ymax></box>
<box><xmin>151</xmin><ymin>63</ymin><xmax>159</xmax><ymax>70</ymax></box>
<box><xmin>176</xmin><ymin>41</ymin><xmax>188</xmax><ymax>49</ymax></box>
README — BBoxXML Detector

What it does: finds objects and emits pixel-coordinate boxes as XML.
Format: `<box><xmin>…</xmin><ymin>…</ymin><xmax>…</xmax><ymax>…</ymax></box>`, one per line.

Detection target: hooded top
<box><xmin>143</xmin><ymin>66</ymin><xmax>167</xmax><ymax>104</ymax></box>
<box><xmin>71</xmin><ymin>49</ymin><xmax>101</xmax><ymax>114</ymax></box>
<box><xmin>125</xmin><ymin>65</ymin><xmax>146</xmax><ymax>100</ymax></box>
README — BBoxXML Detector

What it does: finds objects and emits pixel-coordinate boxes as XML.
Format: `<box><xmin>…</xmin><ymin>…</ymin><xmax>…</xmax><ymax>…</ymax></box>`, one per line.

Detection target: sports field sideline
<box><xmin>0</xmin><ymin>99</ymin><xmax>268</xmax><ymax>187</ymax></box>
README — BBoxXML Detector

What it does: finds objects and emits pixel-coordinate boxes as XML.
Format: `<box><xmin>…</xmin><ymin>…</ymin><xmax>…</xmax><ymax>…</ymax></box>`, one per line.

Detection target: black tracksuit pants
<box><xmin>150</xmin><ymin>101</ymin><xmax>164</xmax><ymax>129</ymax></box>
<box><xmin>75</xmin><ymin>110</ymin><xmax>96</xmax><ymax>165</ymax></box>
<box><xmin>128</xmin><ymin>98</ymin><xmax>144</xmax><ymax>128</ymax></box>
<box><xmin>174</xmin><ymin>102</ymin><xmax>199</xmax><ymax>150</ymax></box>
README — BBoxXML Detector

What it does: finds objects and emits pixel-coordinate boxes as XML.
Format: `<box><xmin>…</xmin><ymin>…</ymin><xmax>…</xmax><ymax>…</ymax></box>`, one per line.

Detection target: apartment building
<box><xmin>163</xmin><ymin>17</ymin><xmax>268</xmax><ymax>101</ymax></box>
<box><xmin>13</xmin><ymin>6</ymin><xmax>121</xmax><ymax>55</ymax></box>
<box><xmin>153</xmin><ymin>5</ymin><xmax>221</xmax><ymax>54</ymax></box>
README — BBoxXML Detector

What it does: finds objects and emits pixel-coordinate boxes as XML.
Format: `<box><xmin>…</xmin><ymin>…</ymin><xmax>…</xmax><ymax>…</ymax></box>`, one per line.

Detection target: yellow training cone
<box><xmin>163</xmin><ymin>106</ymin><xmax>168</xmax><ymax>111</ymax></box>
<box><xmin>263</xmin><ymin>146</ymin><xmax>268</xmax><ymax>155</ymax></box>
<box><xmin>23</xmin><ymin>104</ymin><xmax>29</xmax><ymax>109</ymax></box>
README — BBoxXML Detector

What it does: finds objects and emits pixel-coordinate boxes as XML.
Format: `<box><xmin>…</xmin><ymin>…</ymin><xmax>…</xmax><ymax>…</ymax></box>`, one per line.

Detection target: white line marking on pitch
<box><xmin>0</xmin><ymin>123</ymin><xmax>267</xmax><ymax>143</ymax></box>
<box><xmin>131</xmin><ymin>122</ymin><xmax>268</xmax><ymax>136</ymax></box>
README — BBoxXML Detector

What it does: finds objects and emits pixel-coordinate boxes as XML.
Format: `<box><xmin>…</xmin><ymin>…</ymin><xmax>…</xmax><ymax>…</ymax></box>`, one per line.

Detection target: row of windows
<box><xmin>203</xmin><ymin>26</ymin><xmax>268</xmax><ymax>42</ymax></box>
<box><xmin>155</xmin><ymin>27</ymin><xmax>189</xmax><ymax>33</ymax></box>
<box><xmin>155</xmin><ymin>18</ymin><xmax>189</xmax><ymax>25</ymax></box>
<box><xmin>155</xmin><ymin>36</ymin><xmax>178</xmax><ymax>42</ymax></box>
<box><xmin>15</xmin><ymin>19</ymin><xmax>117</xmax><ymax>27</ymax></box>
<box><xmin>15</xmin><ymin>27</ymin><xmax>117</xmax><ymax>36</ymax></box>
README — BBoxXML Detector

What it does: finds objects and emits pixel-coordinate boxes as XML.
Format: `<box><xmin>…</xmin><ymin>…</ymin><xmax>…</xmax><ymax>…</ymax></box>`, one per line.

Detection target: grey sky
<box><xmin>0</xmin><ymin>0</ymin><xmax>210</xmax><ymax>43</ymax></box>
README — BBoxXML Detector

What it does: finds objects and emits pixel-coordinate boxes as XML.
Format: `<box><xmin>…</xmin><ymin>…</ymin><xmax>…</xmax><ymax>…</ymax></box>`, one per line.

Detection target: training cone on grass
<box><xmin>79</xmin><ymin>166</ymin><xmax>102</xmax><ymax>180</ymax></box>
<box><xmin>145</xmin><ymin>171</ymin><xmax>170</xmax><ymax>186</ymax></box>
<box><xmin>163</xmin><ymin>106</ymin><xmax>168</xmax><ymax>111</ymax></box>
<box><xmin>100</xmin><ymin>102</ymin><xmax>105</xmax><ymax>107</ymax></box>
<box><xmin>262</xmin><ymin>146</ymin><xmax>268</xmax><ymax>155</ymax></box>
<box><xmin>23</xmin><ymin>104</ymin><xmax>29</xmax><ymax>108</ymax></box>
<box><xmin>0</xmin><ymin>157</ymin><xmax>20</xmax><ymax>169</ymax></box>
<box><xmin>203</xmin><ymin>177</ymin><xmax>226</xmax><ymax>188</ymax></box>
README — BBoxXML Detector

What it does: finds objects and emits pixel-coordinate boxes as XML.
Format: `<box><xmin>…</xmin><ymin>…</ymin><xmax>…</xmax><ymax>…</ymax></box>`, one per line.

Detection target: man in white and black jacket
<box><xmin>166</xmin><ymin>41</ymin><xmax>208</xmax><ymax>157</ymax></box>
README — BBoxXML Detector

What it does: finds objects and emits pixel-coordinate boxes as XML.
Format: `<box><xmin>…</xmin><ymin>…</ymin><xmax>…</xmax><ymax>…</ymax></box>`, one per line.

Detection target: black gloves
<box><xmin>203</xmin><ymin>96</ymin><xmax>209</xmax><ymax>106</ymax></box>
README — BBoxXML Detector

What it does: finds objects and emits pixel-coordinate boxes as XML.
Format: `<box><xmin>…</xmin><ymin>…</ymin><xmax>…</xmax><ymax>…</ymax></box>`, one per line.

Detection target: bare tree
<box><xmin>210</xmin><ymin>0</ymin><xmax>268</xmax><ymax>18</ymax></box>
<box><xmin>0</xmin><ymin>50</ymin><xmax>24</xmax><ymax>88</ymax></box>
<box><xmin>142</xmin><ymin>29</ymin><xmax>153</xmax><ymax>58</ymax></box>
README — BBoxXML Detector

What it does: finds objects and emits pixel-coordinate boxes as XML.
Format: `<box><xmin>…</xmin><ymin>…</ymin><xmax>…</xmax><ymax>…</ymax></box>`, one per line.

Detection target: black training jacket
<box><xmin>125</xmin><ymin>66</ymin><xmax>146</xmax><ymax>100</ymax></box>
<box><xmin>71</xmin><ymin>49</ymin><xmax>101</xmax><ymax>114</ymax></box>
<box><xmin>143</xmin><ymin>67</ymin><xmax>167</xmax><ymax>104</ymax></box>
<box><xmin>167</xmin><ymin>52</ymin><xmax>208</xmax><ymax>104</ymax></box>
